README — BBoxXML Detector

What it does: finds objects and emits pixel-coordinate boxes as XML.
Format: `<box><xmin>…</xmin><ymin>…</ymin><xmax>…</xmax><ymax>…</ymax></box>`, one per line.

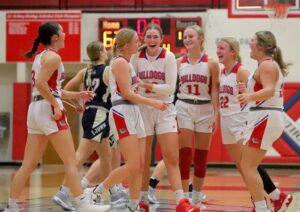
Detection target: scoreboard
<box><xmin>98</xmin><ymin>17</ymin><xmax>202</xmax><ymax>54</ymax></box>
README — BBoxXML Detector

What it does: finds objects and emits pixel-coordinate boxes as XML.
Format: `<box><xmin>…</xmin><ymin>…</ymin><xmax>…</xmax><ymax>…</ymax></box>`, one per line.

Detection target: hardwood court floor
<box><xmin>0</xmin><ymin>165</ymin><xmax>299</xmax><ymax>211</ymax></box>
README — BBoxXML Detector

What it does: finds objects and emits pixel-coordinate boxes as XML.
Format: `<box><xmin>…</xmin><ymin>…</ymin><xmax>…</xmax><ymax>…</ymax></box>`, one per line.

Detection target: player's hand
<box><xmin>137</xmin><ymin>78</ymin><xmax>146</xmax><ymax>88</ymax></box>
<box><xmin>74</xmin><ymin>104</ymin><xmax>84</xmax><ymax>113</ymax></box>
<box><xmin>78</xmin><ymin>91</ymin><xmax>94</xmax><ymax>101</ymax></box>
<box><xmin>237</xmin><ymin>82</ymin><xmax>247</xmax><ymax>93</ymax></box>
<box><xmin>212</xmin><ymin>113</ymin><xmax>219</xmax><ymax>134</ymax></box>
<box><xmin>151</xmin><ymin>99</ymin><xmax>169</xmax><ymax>111</ymax></box>
<box><xmin>51</xmin><ymin>105</ymin><xmax>62</xmax><ymax>120</ymax></box>
<box><xmin>237</xmin><ymin>93</ymin><xmax>252</xmax><ymax>104</ymax></box>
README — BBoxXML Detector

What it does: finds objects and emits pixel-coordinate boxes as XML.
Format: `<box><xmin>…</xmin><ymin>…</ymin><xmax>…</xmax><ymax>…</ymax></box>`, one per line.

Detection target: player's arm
<box><xmin>35</xmin><ymin>51</ymin><xmax>61</xmax><ymax>108</ymax></box>
<box><xmin>63</xmin><ymin>68</ymin><xmax>85</xmax><ymax>91</ymax></box>
<box><xmin>139</xmin><ymin>53</ymin><xmax>177</xmax><ymax>95</ymax></box>
<box><xmin>61</xmin><ymin>68</ymin><xmax>93</xmax><ymax>101</ymax></box>
<box><xmin>35</xmin><ymin>52</ymin><xmax>62</xmax><ymax>120</ymax></box>
<box><xmin>238</xmin><ymin>61</ymin><xmax>277</xmax><ymax>104</ymax></box>
<box><xmin>236</xmin><ymin>66</ymin><xmax>250</xmax><ymax>93</ymax></box>
<box><xmin>112</xmin><ymin>58</ymin><xmax>168</xmax><ymax>111</ymax></box>
<box><xmin>209</xmin><ymin>58</ymin><xmax>220</xmax><ymax>133</ymax></box>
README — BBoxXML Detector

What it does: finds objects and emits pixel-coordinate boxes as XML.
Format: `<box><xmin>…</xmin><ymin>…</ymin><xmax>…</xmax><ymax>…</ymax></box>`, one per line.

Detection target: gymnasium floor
<box><xmin>0</xmin><ymin>165</ymin><xmax>299</xmax><ymax>211</ymax></box>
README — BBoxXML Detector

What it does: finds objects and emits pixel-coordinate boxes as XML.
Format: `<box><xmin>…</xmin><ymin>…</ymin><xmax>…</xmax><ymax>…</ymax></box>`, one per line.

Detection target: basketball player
<box><xmin>85</xmin><ymin>28</ymin><xmax>169</xmax><ymax>212</ymax></box>
<box><xmin>131</xmin><ymin>24</ymin><xmax>200</xmax><ymax>211</ymax></box>
<box><xmin>237</xmin><ymin>31</ymin><xmax>293</xmax><ymax>212</ymax></box>
<box><xmin>4</xmin><ymin>22</ymin><xmax>110</xmax><ymax>212</ymax></box>
<box><xmin>176</xmin><ymin>25</ymin><xmax>220</xmax><ymax>208</ymax></box>
<box><xmin>52</xmin><ymin>41</ymin><xmax>126</xmax><ymax>210</ymax></box>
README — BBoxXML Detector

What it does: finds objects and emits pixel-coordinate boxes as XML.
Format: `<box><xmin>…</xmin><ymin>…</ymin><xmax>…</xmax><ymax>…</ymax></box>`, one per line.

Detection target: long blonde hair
<box><xmin>220</xmin><ymin>37</ymin><xmax>242</xmax><ymax>63</ymax></box>
<box><xmin>112</xmin><ymin>28</ymin><xmax>137</xmax><ymax>57</ymax></box>
<box><xmin>255</xmin><ymin>31</ymin><xmax>290</xmax><ymax>76</ymax></box>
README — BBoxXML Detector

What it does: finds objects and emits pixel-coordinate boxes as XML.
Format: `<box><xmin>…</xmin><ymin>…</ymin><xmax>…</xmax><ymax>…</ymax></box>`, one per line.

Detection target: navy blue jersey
<box><xmin>84</xmin><ymin>64</ymin><xmax>111</xmax><ymax>109</ymax></box>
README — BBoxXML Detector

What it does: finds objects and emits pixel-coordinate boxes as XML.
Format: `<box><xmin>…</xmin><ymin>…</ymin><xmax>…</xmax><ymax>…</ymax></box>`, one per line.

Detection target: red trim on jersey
<box><xmin>222</xmin><ymin>63</ymin><xmax>241</xmax><ymax>75</ymax></box>
<box><xmin>51</xmin><ymin>106</ymin><xmax>69</xmax><ymax>131</ymax></box>
<box><xmin>181</xmin><ymin>55</ymin><xmax>187</xmax><ymax>63</ymax></box>
<box><xmin>202</xmin><ymin>54</ymin><xmax>208</xmax><ymax>62</ymax></box>
<box><xmin>254</xmin><ymin>81</ymin><xmax>263</xmax><ymax>92</ymax></box>
<box><xmin>112</xmin><ymin>111</ymin><xmax>130</xmax><ymax>139</ymax></box>
<box><xmin>116</xmin><ymin>83</ymin><xmax>121</xmax><ymax>93</ymax></box>
<box><xmin>247</xmin><ymin>117</ymin><xmax>268</xmax><ymax>149</ymax></box>
<box><xmin>231</xmin><ymin>63</ymin><xmax>241</xmax><ymax>74</ymax></box>
<box><xmin>48</xmin><ymin>70</ymin><xmax>58</xmax><ymax>91</ymax></box>
<box><xmin>254</xmin><ymin>82</ymin><xmax>263</xmax><ymax>105</ymax></box>
<box><xmin>139</xmin><ymin>50</ymin><xmax>146</xmax><ymax>58</ymax></box>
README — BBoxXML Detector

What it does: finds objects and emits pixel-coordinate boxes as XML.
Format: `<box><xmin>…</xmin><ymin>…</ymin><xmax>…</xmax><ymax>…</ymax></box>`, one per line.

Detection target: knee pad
<box><xmin>194</xmin><ymin>149</ymin><xmax>208</xmax><ymax>178</ymax></box>
<box><xmin>179</xmin><ymin>147</ymin><xmax>192</xmax><ymax>180</ymax></box>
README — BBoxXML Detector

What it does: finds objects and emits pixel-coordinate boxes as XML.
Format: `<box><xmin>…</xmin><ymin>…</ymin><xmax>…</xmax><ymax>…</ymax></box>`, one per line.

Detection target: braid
<box><xmin>24</xmin><ymin>37</ymin><xmax>40</xmax><ymax>58</ymax></box>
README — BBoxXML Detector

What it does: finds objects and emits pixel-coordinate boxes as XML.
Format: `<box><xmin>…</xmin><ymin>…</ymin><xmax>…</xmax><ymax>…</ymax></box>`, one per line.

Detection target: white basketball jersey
<box><xmin>109</xmin><ymin>57</ymin><xmax>139</xmax><ymax>102</ymax></box>
<box><xmin>219</xmin><ymin>63</ymin><xmax>247</xmax><ymax>116</ymax></box>
<box><xmin>247</xmin><ymin>60</ymin><xmax>284</xmax><ymax>109</ymax></box>
<box><xmin>132</xmin><ymin>48</ymin><xmax>173</xmax><ymax>101</ymax></box>
<box><xmin>31</xmin><ymin>49</ymin><xmax>65</xmax><ymax>97</ymax></box>
<box><xmin>177</xmin><ymin>53</ymin><xmax>211</xmax><ymax>100</ymax></box>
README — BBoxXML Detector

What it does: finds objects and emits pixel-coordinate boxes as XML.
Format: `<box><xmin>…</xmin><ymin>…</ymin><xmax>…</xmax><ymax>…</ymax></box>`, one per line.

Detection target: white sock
<box><xmin>60</xmin><ymin>185</ymin><xmax>70</xmax><ymax>196</ymax></box>
<box><xmin>174</xmin><ymin>189</ymin><xmax>185</xmax><ymax>204</ymax></box>
<box><xmin>80</xmin><ymin>177</ymin><xmax>90</xmax><ymax>189</ymax></box>
<box><xmin>74</xmin><ymin>193</ymin><xmax>86</xmax><ymax>206</ymax></box>
<box><xmin>93</xmin><ymin>183</ymin><xmax>104</xmax><ymax>193</ymax></box>
<box><xmin>269</xmin><ymin>188</ymin><xmax>281</xmax><ymax>201</ymax></box>
<box><xmin>140</xmin><ymin>191</ymin><xmax>148</xmax><ymax>202</ymax></box>
<box><xmin>8</xmin><ymin>198</ymin><xmax>18</xmax><ymax>208</ymax></box>
<box><xmin>128</xmin><ymin>199</ymin><xmax>139</xmax><ymax>210</ymax></box>
<box><xmin>254</xmin><ymin>199</ymin><xmax>268</xmax><ymax>211</ymax></box>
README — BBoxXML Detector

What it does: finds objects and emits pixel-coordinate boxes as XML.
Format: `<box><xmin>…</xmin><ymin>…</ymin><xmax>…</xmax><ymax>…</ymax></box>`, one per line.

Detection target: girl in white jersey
<box><xmin>4</xmin><ymin>22</ymin><xmax>110</xmax><ymax>212</ymax></box>
<box><xmin>88</xmin><ymin>28</ymin><xmax>168</xmax><ymax>212</ymax></box>
<box><xmin>217</xmin><ymin>37</ymin><xmax>292</xmax><ymax>212</ymax></box>
<box><xmin>237</xmin><ymin>31</ymin><xmax>292</xmax><ymax>212</ymax></box>
<box><xmin>131</xmin><ymin>24</ymin><xmax>200</xmax><ymax>212</ymax></box>
<box><xmin>176</xmin><ymin>25</ymin><xmax>220</xmax><ymax>207</ymax></box>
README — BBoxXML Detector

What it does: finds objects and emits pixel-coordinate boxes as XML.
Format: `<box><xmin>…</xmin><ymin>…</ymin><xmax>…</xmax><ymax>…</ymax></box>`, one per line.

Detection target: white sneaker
<box><xmin>52</xmin><ymin>190</ymin><xmax>75</xmax><ymax>211</ymax></box>
<box><xmin>84</xmin><ymin>187</ymin><xmax>102</xmax><ymax>204</ymax></box>
<box><xmin>147</xmin><ymin>187</ymin><xmax>159</xmax><ymax>204</ymax></box>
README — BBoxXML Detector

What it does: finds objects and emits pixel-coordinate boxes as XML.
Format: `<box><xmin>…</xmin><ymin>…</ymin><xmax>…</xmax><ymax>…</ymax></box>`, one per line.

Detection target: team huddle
<box><xmin>4</xmin><ymin>21</ymin><xmax>293</xmax><ymax>212</ymax></box>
